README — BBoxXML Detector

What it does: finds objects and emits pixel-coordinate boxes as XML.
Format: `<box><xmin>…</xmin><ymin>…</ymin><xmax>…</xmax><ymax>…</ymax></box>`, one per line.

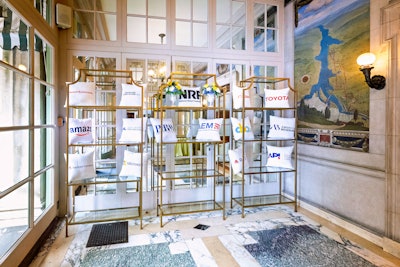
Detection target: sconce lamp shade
<box><xmin>356</xmin><ymin>52</ymin><xmax>385</xmax><ymax>90</ymax></box>
<box><xmin>357</xmin><ymin>53</ymin><xmax>376</xmax><ymax>68</ymax></box>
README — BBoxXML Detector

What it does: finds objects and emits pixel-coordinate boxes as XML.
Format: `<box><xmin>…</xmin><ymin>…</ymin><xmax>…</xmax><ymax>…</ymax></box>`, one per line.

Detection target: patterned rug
<box><xmin>245</xmin><ymin>225</ymin><xmax>376</xmax><ymax>267</ymax></box>
<box><xmin>80</xmin><ymin>242</ymin><xmax>196</xmax><ymax>267</ymax></box>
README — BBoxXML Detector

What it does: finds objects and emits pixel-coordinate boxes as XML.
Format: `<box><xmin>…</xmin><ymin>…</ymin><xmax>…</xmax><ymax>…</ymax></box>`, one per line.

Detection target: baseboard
<box><xmin>383</xmin><ymin>237</ymin><xmax>400</xmax><ymax>258</ymax></box>
<box><xmin>19</xmin><ymin>217</ymin><xmax>60</xmax><ymax>267</ymax></box>
<box><xmin>299</xmin><ymin>200</ymin><xmax>383</xmax><ymax>247</ymax></box>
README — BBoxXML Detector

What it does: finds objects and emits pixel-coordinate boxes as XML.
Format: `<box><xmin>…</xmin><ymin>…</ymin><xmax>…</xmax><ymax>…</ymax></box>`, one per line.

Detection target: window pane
<box><xmin>176</xmin><ymin>0</ymin><xmax>190</xmax><ymax>20</ymax></box>
<box><xmin>148</xmin><ymin>18</ymin><xmax>166</xmax><ymax>44</ymax></box>
<box><xmin>34</xmin><ymin>169</ymin><xmax>53</xmax><ymax>220</ymax></box>
<box><xmin>35</xmin><ymin>0</ymin><xmax>51</xmax><ymax>24</ymax></box>
<box><xmin>96</xmin><ymin>13</ymin><xmax>117</xmax><ymax>41</ymax></box>
<box><xmin>127</xmin><ymin>0</ymin><xmax>145</xmax><ymax>15</ymax></box>
<box><xmin>0</xmin><ymin>67</ymin><xmax>29</xmax><ymax>127</ymax></box>
<box><xmin>34</xmin><ymin>35</ymin><xmax>53</xmax><ymax>82</ymax></box>
<box><xmin>0</xmin><ymin>184</ymin><xmax>29</xmax><ymax>259</ymax></box>
<box><xmin>267</xmin><ymin>5</ymin><xmax>277</xmax><ymax>28</ymax></box>
<box><xmin>127</xmin><ymin>17</ymin><xmax>146</xmax><ymax>43</ymax></box>
<box><xmin>232</xmin><ymin>26</ymin><xmax>245</xmax><ymax>50</ymax></box>
<box><xmin>149</xmin><ymin>0</ymin><xmax>166</xmax><ymax>17</ymax></box>
<box><xmin>176</xmin><ymin>21</ymin><xmax>191</xmax><ymax>46</ymax></box>
<box><xmin>193</xmin><ymin>23</ymin><xmax>207</xmax><ymax>47</ymax></box>
<box><xmin>216</xmin><ymin>25</ymin><xmax>230</xmax><ymax>49</ymax></box>
<box><xmin>73</xmin><ymin>11</ymin><xmax>94</xmax><ymax>39</ymax></box>
<box><xmin>0</xmin><ymin>9</ymin><xmax>30</xmax><ymax>70</ymax></box>
<box><xmin>74</xmin><ymin>0</ymin><xmax>94</xmax><ymax>10</ymax></box>
<box><xmin>34</xmin><ymin>82</ymin><xmax>53</xmax><ymax>125</ymax></box>
<box><xmin>34</xmin><ymin>128</ymin><xmax>53</xmax><ymax>172</ymax></box>
<box><xmin>216</xmin><ymin>0</ymin><xmax>230</xmax><ymax>23</ymax></box>
<box><xmin>254</xmin><ymin>28</ymin><xmax>265</xmax><ymax>52</ymax></box>
<box><xmin>96</xmin><ymin>0</ymin><xmax>116</xmax><ymax>12</ymax></box>
<box><xmin>232</xmin><ymin>1</ymin><xmax>245</xmax><ymax>25</ymax></box>
<box><xmin>267</xmin><ymin>29</ymin><xmax>277</xmax><ymax>52</ymax></box>
<box><xmin>193</xmin><ymin>0</ymin><xmax>207</xmax><ymax>21</ymax></box>
<box><xmin>0</xmin><ymin>130</ymin><xmax>29</xmax><ymax>191</ymax></box>
<box><xmin>254</xmin><ymin>3</ymin><xmax>265</xmax><ymax>27</ymax></box>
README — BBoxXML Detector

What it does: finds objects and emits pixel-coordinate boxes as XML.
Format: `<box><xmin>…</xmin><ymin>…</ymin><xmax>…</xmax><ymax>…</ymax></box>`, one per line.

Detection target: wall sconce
<box><xmin>356</xmin><ymin>52</ymin><xmax>386</xmax><ymax>90</ymax></box>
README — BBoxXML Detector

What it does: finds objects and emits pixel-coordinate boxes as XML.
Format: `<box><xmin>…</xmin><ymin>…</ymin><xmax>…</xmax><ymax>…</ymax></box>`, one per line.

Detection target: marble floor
<box><xmin>29</xmin><ymin>205</ymin><xmax>400</xmax><ymax>267</ymax></box>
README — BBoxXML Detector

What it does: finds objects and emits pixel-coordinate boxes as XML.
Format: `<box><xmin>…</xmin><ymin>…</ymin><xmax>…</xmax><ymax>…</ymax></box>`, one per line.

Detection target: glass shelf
<box><xmin>158</xmin><ymin>200</ymin><xmax>223</xmax><ymax>217</ymax></box>
<box><xmin>68</xmin><ymin>206</ymin><xmax>140</xmax><ymax>225</ymax></box>
<box><xmin>232</xmin><ymin>194</ymin><xmax>295</xmax><ymax>208</ymax></box>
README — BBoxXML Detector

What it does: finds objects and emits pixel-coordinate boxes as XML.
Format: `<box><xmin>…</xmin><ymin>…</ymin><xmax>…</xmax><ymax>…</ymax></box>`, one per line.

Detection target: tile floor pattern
<box><xmin>30</xmin><ymin>205</ymin><xmax>400</xmax><ymax>267</ymax></box>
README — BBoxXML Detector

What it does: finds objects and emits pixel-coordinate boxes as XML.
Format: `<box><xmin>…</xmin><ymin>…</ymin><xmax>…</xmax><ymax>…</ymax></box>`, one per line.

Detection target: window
<box><xmin>254</xmin><ymin>3</ymin><xmax>278</xmax><ymax>52</ymax></box>
<box><xmin>0</xmin><ymin>3</ymin><xmax>55</xmax><ymax>260</ymax></box>
<box><xmin>73</xmin><ymin>0</ymin><xmax>117</xmax><ymax>41</ymax></box>
<box><xmin>216</xmin><ymin>0</ymin><xmax>246</xmax><ymax>50</ymax></box>
<box><xmin>175</xmin><ymin>0</ymin><xmax>208</xmax><ymax>47</ymax></box>
<box><xmin>126</xmin><ymin>0</ymin><xmax>167</xmax><ymax>44</ymax></box>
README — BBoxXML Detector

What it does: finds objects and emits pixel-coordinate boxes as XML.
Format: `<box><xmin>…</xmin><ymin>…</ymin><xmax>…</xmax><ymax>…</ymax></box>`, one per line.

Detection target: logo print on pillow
<box><xmin>199</xmin><ymin>121</ymin><xmax>221</xmax><ymax>130</ymax></box>
<box><xmin>268</xmin><ymin>152</ymin><xmax>281</xmax><ymax>160</ymax></box>
<box><xmin>235</xmin><ymin>123</ymin><xmax>250</xmax><ymax>133</ymax></box>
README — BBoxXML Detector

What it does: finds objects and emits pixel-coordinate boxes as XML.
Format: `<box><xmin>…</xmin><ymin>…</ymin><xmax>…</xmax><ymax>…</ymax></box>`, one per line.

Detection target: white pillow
<box><xmin>119</xmin><ymin>83</ymin><xmax>143</xmax><ymax>106</ymax></box>
<box><xmin>68</xmin><ymin>118</ymin><xmax>94</xmax><ymax>144</ymax></box>
<box><xmin>231</xmin><ymin>117</ymin><xmax>255</xmax><ymax>140</ymax></box>
<box><xmin>264</xmin><ymin>88</ymin><xmax>290</xmax><ymax>108</ymax></box>
<box><xmin>119</xmin><ymin>118</ymin><xmax>148</xmax><ymax>143</ymax></box>
<box><xmin>67</xmin><ymin>150</ymin><xmax>96</xmax><ymax>183</ymax></box>
<box><xmin>119</xmin><ymin>150</ymin><xmax>149</xmax><ymax>177</ymax></box>
<box><xmin>178</xmin><ymin>86</ymin><xmax>202</xmax><ymax>107</ymax></box>
<box><xmin>150</xmin><ymin>118</ymin><xmax>177</xmax><ymax>143</ymax></box>
<box><xmin>228</xmin><ymin>147</ymin><xmax>249</xmax><ymax>175</ymax></box>
<box><xmin>266</xmin><ymin>145</ymin><xmax>294</xmax><ymax>169</ymax></box>
<box><xmin>68</xmin><ymin>82</ymin><xmax>96</xmax><ymax>106</ymax></box>
<box><xmin>196</xmin><ymin>118</ymin><xmax>223</xmax><ymax>141</ymax></box>
<box><xmin>268</xmin><ymin>115</ymin><xmax>296</xmax><ymax>139</ymax></box>
<box><xmin>232</xmin><ymin>85</ymin><xmax>251</xmax><ymax>109</ymax></box>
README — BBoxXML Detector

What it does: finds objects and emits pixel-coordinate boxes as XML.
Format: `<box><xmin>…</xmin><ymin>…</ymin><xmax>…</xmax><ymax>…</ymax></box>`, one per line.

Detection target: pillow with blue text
<box><xmin>178</xmin><ymin>86</ymin><xmax>202</xmax><ymax>107</ymax></box>
<box><xmin>119</xmin><ymin>118</ymin><xmax>148</xmax><ymax>143</ymax></box>
<box><xmin>264</xmin><ymin>88</ymin><xmax>290</xmax><ymax>108</ymax></box>
<box><xmin>230</xmin><ymin>117</ymin><xmax>255</xmax><ymax>140</ymax></box>
<box><xmin>266</xmin><ymin>145</ymin><xmax>293</xmax><ymax>169</ymax></box>
<box><xmin>196</xmin><ymin>118</ymin><xmax>223</xmax><ymax>141</ymax></box>
<box><xmin>119</xmin><ymin>83</ymin><xmax>143</xmax><ymax>107</ymax></box>
<box><xmin>66</xmin><ymin>150</ymin><xmax>96</xmax><ymax>183</ymax></box>
<box><xmin>149</xmin><ymin>118</ymin><xmax>177</xmax><ymax>143</ymax></box>
<box><xmin>68</xmin><ymin>82</ymin><xmax>96</xmax><ymax>106</ymax></box>
<box><xmin>68</xmin><ymin>118</ymin><xmax>94</xmax><ymax>144</ymax></box>
<box><xmin>268</xmin><ymin>115</ymin><xmax>296</xmax><ymax>139</ymax></box>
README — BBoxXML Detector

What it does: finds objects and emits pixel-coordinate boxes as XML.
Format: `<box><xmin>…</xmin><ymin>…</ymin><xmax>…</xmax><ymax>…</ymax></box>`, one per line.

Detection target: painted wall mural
<box><xmin>294</xmin><ymin>0</ymin><xmax>370</xmax><ymax>151</ymax></box>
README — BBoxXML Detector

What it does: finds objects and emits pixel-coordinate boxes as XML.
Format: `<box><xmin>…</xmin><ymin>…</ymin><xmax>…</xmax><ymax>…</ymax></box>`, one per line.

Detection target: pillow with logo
<box><xmin>232</xmin><ymin>85</ymin><xmax>251</xmax><ymax>109</ymax></box>
<box><xmin>196</xmin><ymin>118</ymin><xmax>223</xmax><ymax>141</ymax></box>
<box><xmin>68</xmin><ymin>82</ymin><xmax>96</xmax><ymax>106</ymax></box>
<box><xmin>178</xmin><ymin>86</ymin><xmax>202</xmax><ymax>107</ymax></box>
<box><xmin>119</xmin><ymin>118</ymin><xmax>148</xmax><ymax>143</ymax></box>
<box><xmin>268</xmin><ymin>115</ymin><xmax>296</xmax><ymax>139</ymax></box>
<box><xmin>68</xmin><ymin>118</ymin><xmax>94</xmax><ymax>144</ymax></box>
<box><xmin>266</xmin><ymin>145</ymin><xmax>294</xmax><ymax>169</ymax></box>
<box><xmin>228</xmin><ymin>147</ymin><xmax>249</xmax><ymax>175</ymax></box>
<box><xmin>264</xmin><ymin>88</ymin><xmax>290</xmax><ymax>108</ymax></box>
<box><xmin>149</xmin><ymin>118</ymin><xmax>177</xmax><ymax>143</ymax></box>
<box><xmin>119</xmin><ymin>150</ymin><xmax>149</xmax><ymax>177</ymax></box>
<box><xmin>230</xmin><ymin>117</ymin><xmax>255</xmax><ymax>140</ymax></box>
<box><xmin>119</xmin><ymin>83</ymin><xmax>143</xmax><ymax>107</ymax></box>
<box><xmin>66</xmin><ymin>150</ymin><xmax>96</xmax><ymax>183</ymax></box>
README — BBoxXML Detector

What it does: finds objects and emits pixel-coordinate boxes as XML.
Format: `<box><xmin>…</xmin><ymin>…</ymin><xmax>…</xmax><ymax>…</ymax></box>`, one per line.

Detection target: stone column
<box><xmin>382</xmin><ymin>1</ymin><xmax>400</xmax><ymax>257</ymax></box>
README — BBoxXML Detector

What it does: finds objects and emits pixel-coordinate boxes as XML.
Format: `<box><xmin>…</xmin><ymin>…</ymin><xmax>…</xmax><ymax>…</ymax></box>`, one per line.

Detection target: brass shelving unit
<box><xmin>152</xmin><ymin>72</ymin><xmax>226</xmax><ymax>227</ymax></box>
<box><xmin>65</xmin><ymin>69</ymin><xmax>144</xmax><ymax>236</ymax></box>
<box><xmin>230</xmin><ymin>76</ymin><xmax>298</xmax><ymax>217</ymax></box>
